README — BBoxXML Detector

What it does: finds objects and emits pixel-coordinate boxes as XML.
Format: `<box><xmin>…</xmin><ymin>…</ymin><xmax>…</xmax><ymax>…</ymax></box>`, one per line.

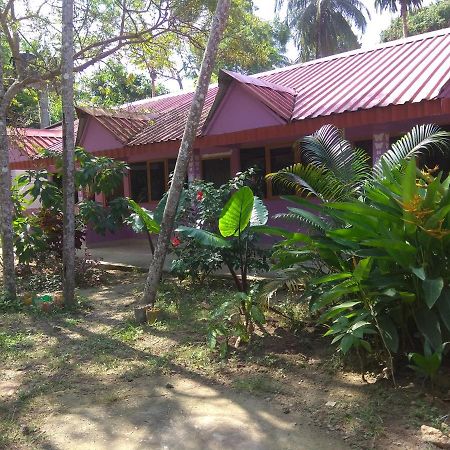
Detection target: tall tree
<box><xmin>380</xmin><ymin>0</ymin><xmax>450</xmax><ymax>42</ymax></box>
<box><xmin>375</xmin><ymin>0</ymin><xmax>423</xmax><ymax>38</ymax></box>
<box><xmin>61</xmin><ymin>0</ymin><xmax>75</xmax><ymax>306</ymax></box>
<box><xmin>0</xmin><ymin>0</ymin><xmax>203</xmax><ymax>298</ymax></box>
<box><xmin>137</xmin><ymin>0</ymin><xmax>231</xmax><ymax>321</ymax></box>
<box><xmin>76</xmin><ymin>60</ymin><xmax>169</xmax><ymax>108</ymax></box>
<box><xmin>275</xmin><ymin>0</ymin><xmax>370</xmax><ymax>60</ymax></box>
<box><xmin>0</xmin><ymin>42</ymin><xmax>16</xmax><ymax>298</ymax></box>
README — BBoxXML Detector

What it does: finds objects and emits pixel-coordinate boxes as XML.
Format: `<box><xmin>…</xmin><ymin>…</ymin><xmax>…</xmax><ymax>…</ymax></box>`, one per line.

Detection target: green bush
<box><xmin>269</xmin><ymin>158</ymin><xmax>450</xmax><ymax>380</ymax></box>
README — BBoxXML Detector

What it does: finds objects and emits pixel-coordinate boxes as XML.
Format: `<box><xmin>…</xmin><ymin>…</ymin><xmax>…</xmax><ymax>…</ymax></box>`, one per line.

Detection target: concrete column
<box><xmin>123</xmin><ymin>172</ymin><xmax>131</xmax><ymax>197</ymax></box>
<box><xmin>372</xmin><ymin>133</ymin><xmax>390</xmax><ymax>163</ymax></box>
<box><xmin>188</xmin><ymin>148</ymin><xmax>201</xmax><ymax>181</ymax></box>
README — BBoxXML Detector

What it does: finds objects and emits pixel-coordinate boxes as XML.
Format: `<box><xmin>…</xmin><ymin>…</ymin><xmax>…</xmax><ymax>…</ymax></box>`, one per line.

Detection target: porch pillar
<box><xmin>188</xmin><ymin>148</ymin><xmax>201</xmax><ymax>181</ymax></box>
<box><xmin>123</xmin><ymin>171</ymin><xmax>131</xmax><ymax>198</ymax></box>
<box><xmin>372</xmin><ymin>132</ymin><xmax>390</xmax><ymax>163</ymax></box>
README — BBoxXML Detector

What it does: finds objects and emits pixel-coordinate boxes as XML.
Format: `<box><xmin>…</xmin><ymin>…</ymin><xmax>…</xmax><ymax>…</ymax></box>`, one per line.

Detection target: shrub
<box><xmin>267</xmin><ymin>158</ymin><xmax>450</xmax><ymax>380</ymax></box>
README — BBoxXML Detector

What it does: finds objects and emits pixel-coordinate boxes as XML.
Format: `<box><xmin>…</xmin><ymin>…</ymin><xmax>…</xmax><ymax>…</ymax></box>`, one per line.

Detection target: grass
<box><xmin>0</xmin><ymin>275</ymin><xmax>448</xmax><ymax>450</ymax></box>
<box><xmin>114</xmin><ymin>321</ymin><xmax>144</xmax><ymax>342</ymax></box>
<box><xmin>0</xmin><ymin>331</ymin><xmax>34</xmax><ymax>359</ymax></box>
<box><xmin>232</xmin><ymin>374</ymin><xmax>280</xmax><ymax>395</ymax></box>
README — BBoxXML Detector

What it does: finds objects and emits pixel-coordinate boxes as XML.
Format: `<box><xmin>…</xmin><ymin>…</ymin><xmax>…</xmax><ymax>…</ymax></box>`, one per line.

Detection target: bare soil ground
<box><xmin>1</xmin><ymin>272</ymin><xmax>448</xmax><ymax>449</ymax></box>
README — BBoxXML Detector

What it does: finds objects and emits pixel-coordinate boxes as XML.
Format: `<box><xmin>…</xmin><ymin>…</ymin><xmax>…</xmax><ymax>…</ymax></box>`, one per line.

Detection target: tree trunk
<box><xmin>61</xmin><ymin>0</ymin><xmax>76</xmax><ymax>307</ymax></box>
<box><xmin>38</xmin><ymin>85</ymin><xmax>51</xmax><ymax>128</ymax></box>
<box><xmin>0</xmin><ymin>54</ymin><xmax>17</xmax><ymax>299</ymax></box>
<box><xmin>401</xmin><ymin>0</ymin><xmax>409</xmax><ymax>38</ymax></box>
<box><xmin>137</xmin><ymin>0</ymin><xmax>231</xmax><ymax>320</ymax></box>
<box><xmin>0</xmin><ymin>107</ymin><xmax>17</xmax><ymax>300</ymax></box>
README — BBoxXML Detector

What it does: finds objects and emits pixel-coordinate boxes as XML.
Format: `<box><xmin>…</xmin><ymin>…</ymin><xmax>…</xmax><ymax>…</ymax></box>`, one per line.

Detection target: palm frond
<box><xmin>267</xmin><ymin>162</ymin><xmax>349</xmax><ymax>201</ymax></box>
<box><xmin>373</xmin><ymin>124</ymin><xmax>450</xmax><ymax>179</ymax></box>
<box><xmin>300</xmin><ymin>124</ymin><xmax>370</xmax><ymax>184</ymax></box>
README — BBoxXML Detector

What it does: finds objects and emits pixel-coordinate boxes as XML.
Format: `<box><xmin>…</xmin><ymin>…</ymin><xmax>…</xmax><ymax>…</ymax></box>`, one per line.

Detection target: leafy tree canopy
<box><xmin>381</xmin><ymin>0</ymin><xmax>450</xmax><ymax>42</ymax></box>
<box><xmin>275</xmin><ymin>0</ymin><xmax>369</xmax><ymax>61</ymax></box>
<box><xmin>76</xmin><ymin>60</ymin><xmax>169</xmax><ymax>108</ymax></box>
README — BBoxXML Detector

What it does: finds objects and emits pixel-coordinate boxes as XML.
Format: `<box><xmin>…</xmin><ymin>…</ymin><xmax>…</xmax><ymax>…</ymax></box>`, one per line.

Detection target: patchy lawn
<box><xmin>0</xmin><ymin>272</ymin><xmax>448</xmax><ymax>449</ymax></box>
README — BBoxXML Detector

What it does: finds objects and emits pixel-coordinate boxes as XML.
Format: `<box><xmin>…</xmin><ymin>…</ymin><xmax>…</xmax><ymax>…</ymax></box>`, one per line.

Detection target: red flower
<box><xmin>196</xmin><ymin>190</ymin><xmax>204</xmax><ymax>201</ymax></box>
<box><xmin>171</xmin><ymin>235</ymin><xmax>181</xmax><ymax>247</ymax></box>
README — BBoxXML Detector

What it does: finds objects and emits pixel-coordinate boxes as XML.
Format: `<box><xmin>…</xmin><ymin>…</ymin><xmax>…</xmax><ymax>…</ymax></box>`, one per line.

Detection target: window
<box><xmin>202</xmin><ymin>158</ymin><xmax>231</xmax><ymax>187</ymax></box>
<box><xmin>129</xmin><ymin>163</ymin><xmax>149</xmax><ymax>202</ymax></box>
<box><xmin>129</xmin><ymin>159</ymin><xmax>177</xmax><ymax>203</ymax></box>
<box><xmin>270</xmin><ymin>147</ymin><xmax>295</xmax><ymax>196</ymax></box>
<box><xmin>239</xmin><ymin>145</ymin><xmax>297</xmax><ymax>198</ymax></box>
<box><xmin>354</xmin><ymin>139</ymin><xmax>373</xmax><ymax>165</ymax></box>
<box><xmin>149</xmin><ymin>161</ymin><xmax>165</xmax><ymax>201</ymax></box>
<box><xmin>240</xmin><ymin>147</ymin><xmax>267</xmax><ymax>198</ymax></box>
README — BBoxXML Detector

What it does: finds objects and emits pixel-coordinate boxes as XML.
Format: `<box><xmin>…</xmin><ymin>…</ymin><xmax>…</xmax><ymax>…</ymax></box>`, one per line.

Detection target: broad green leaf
<box><xmin>128</xmin><ymin>199</ymin><xmax>160</xmax><ymax>234</ymax></box>
<box><xmin>436</xmin><ymin>287</ymin><xmax>450</xmax><ymax>331</ymax></box>
<box><xmin>415</xmin><ymin>308</ymin><xmax>442</xmax><ymax>351</ymax></box>
<box><xmin>280</xmin><ymin>195</ymin><xmax>323</xmax><ymax>212</ymax></box>
<box><xmin>313</xmin><ymin>272</ymin><xmax>352</xmax><ymax>285</ymax></box>
<box><xmin>320</xmin><ymin>301</ymin><xmax>361</xmax><ymax>322</ymax></box>
<box><xmin>176</xmin><ymin>226</ymin><xmax>231</xmax><ymax>248</ymax></box>
<box><xmin>340</xmin><ymin>335</ymin><xmax>354</xmax><ymax>354</ymax></box>
<box><xmin>250</xmin><ymin>196</ymin><xmax>268</xmax><ymax>227</ymax></box>
<box><xmin>250</xmin><ymin>305</ymin><xmax>266</xmax><ymax>324</ymax></box>
<box><xmin>422</xmin><ymin>277</ymin><xmax>444</xmax><ymax>309</ymax></box>
<box><xmin>311</xmin><ymin>282</ymin><xmax>359</xmax><ymax>312</ymax></box>
<box><xmin>219</xmin><ymin>186</ymin><xmax>254</xmax><ymax>237</ymax></box>
<box><xmin>402</xmin><ymin>157</ymin><xmax>417</xmax><ymax>203</ymax></box>
<box><xmin>327</xmin><ymin>201</ymin><xmax>399</xmax><ymax>223</ymax></box>
<box><xmin>378</xmin><ymin>316</ymin><xmax>399</xmax><ymax>353</ymax></box>
<box><xmin>411</xmin><ymin>266</ymin><xmax>426</xmax><ymax>281</ymax></box>
<box><xmin>353</xmin><ymin>257</ymin><xmax>372</xmax><ymax>283</ymax></box>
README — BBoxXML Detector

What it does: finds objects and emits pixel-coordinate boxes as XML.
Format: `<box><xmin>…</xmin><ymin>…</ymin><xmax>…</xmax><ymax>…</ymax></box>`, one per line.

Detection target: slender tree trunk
<box><xmin>61</xmin><ymin>0</ymin><xmax>76</xmax><ymax>306</ymax></box>
<box><xmin>0</xmin><ymin>55</ymin><xmax>16</xmax><ymax>299</ymax></box>
<box><xmin>176</xmin><ymin>72</ymin><xmax>184</xmax><ymax>90</ymax></box>
<box><xmin>137</xmin><ymin>0</ymin><xmax>231</xmax><ymax>319</ymax></box>
<box><xmin>38</xmin><ymin>85</ymin><xmax>51</xmax><ymax>128</ymax></box>
<box><xmin>400</xmin><ymin>0</ymin><xmax>409</xmax><ymax>38</ymax></box>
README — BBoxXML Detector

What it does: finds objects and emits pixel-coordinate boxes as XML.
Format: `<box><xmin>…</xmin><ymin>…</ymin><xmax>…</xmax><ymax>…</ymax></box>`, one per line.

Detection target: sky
<box><xmin>254</xmin><ymin>0</ymin><xmax>434</xmax><ymax>60</ymax></box>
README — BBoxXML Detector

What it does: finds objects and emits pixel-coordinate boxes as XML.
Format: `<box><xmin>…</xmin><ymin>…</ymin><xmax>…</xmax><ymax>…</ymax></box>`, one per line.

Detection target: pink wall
<box><xmin>81</xmin><ymin>118</ymin><xmax>123</xmax><ymax>152</ymax></box>
<box><xmin>204</xmin><ymin>82</ymin><xmax>285</xmax><ymax>136</ymax></box>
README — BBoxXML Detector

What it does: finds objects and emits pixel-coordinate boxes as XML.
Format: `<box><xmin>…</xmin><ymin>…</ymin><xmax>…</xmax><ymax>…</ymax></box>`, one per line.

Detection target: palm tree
<box><xmin>275</xmin><ymin>0</ymin><xmax>370</xmax><ymax>60</ymax></box>
<box><xmin>375</xmin><ymin>0</ymin><xmax>423</xmax><ymax>38</ymax></box>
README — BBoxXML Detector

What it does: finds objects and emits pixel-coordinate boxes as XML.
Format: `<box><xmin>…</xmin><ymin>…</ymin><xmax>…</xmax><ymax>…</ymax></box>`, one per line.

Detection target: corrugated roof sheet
<box><xmin>9</xmin><ymin>128</ymin><xmax>62</xmax><ymax>159</ymax></box>
<box><xmin>76</xmin><ymin>107</ymin><xmax>154</xmax><ymax>143</ymax></box>
<box><xmin>79</xmin><ymin>28</ymin><xmax>450</xmax><ymax>148</ymax></box>
<box><xmin>261</xmin><ymin>29</ymin><xmax>450</xmax><ymax>119</ymax></box>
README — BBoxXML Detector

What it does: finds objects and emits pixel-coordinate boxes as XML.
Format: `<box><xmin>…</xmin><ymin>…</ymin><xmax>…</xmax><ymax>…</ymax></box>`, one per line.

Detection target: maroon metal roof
<box><xmin>9</xmin><ymin>128</ymin><xmax>62</xmax><ymax>159</ymax></box>
<box><xmin>78</xmin><ymin>28</ymin><xmax>450</xmax><ymax>148</ymax></box>
<box><xmin>128</xmin><ymin>87</ymin><xmax>219</xmax><ymax>146</ymax></box>
<box><xmin>261</xmin><ymin>29</ymin><xmax>450</xmax><ymax>119</ymax></box>
<box><xmin>76</xmin><ymin>107</ymin><xmax>154</xmax><ymax>144</ymax></box>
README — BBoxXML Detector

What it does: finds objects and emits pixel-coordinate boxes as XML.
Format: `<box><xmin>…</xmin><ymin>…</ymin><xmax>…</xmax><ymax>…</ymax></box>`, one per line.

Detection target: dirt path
<box><xmin>1</xmin><ymin>276</ymin><xmax>351</xmax><ymax>450</ymax></box>
<box><xmin>39</xmin><ymin>376</ymin><xmax>348</xmax><ymax>450</ymax></box>
<box><xmin>3</xmin><ymin>274</ymin><xmax>447</xmax><ymax>449</ymax></box>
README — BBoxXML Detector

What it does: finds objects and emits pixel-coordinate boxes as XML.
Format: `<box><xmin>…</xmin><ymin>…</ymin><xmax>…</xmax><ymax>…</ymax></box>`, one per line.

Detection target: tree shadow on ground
<box><xmin>1</xmin><ymin>279</ymin><xmax>349</xmax><ymax>450</ymax></box>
